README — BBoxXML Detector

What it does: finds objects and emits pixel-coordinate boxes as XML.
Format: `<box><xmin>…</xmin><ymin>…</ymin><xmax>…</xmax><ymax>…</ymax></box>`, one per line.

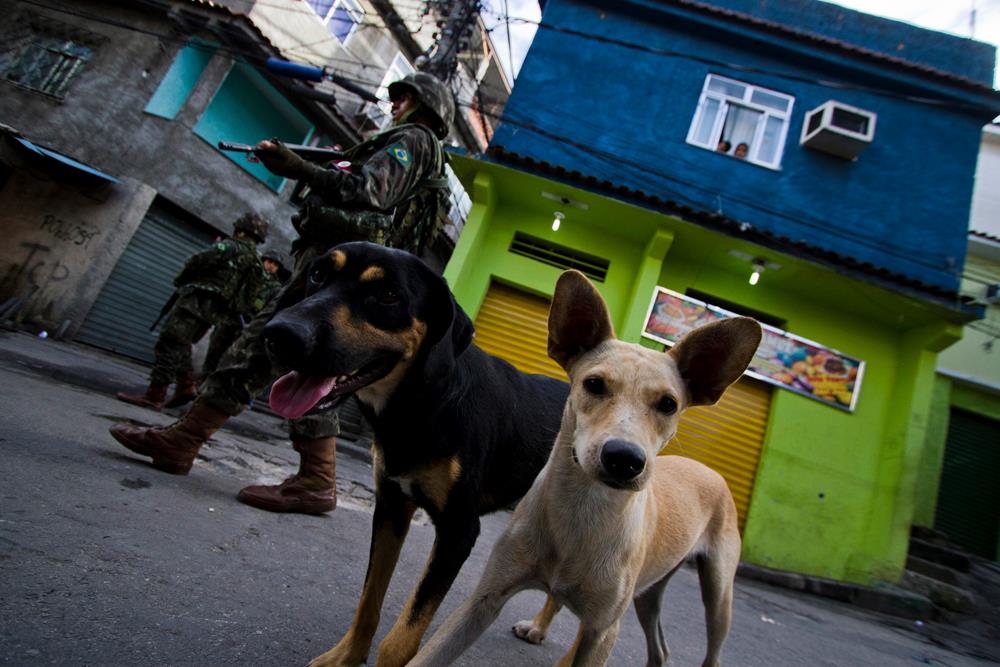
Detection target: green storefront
<box><xmin>445</xmin><ymin>155</ymin><xmax>977</xmax><ymax>586</ymax></box>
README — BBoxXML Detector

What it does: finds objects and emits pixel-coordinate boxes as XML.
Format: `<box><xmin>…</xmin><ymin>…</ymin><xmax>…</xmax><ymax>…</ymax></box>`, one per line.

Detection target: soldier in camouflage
<box><xmin>108</xmin><ymin>72</ymin><xmax>455</xmax><ymax>516</ymax></box>
<box><xmin>201</xmin><ymin>249</ymin><xmax>286</xmax><ymax>378</ymax></box>
<box><xmin>115</xmin><ymin>213</ymin><xmax>268</xmax><ymax>411</ymax></box>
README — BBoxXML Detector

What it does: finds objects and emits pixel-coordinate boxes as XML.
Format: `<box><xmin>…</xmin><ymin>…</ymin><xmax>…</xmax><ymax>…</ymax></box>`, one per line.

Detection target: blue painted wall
<box><xmin>494</xmin><ymin>0</ymin><xmax>999</xmax><ymax>293</ymax></box>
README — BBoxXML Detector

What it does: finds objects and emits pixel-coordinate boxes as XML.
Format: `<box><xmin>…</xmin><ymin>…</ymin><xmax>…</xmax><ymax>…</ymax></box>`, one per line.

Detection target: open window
<box><xmin>686</xmin><ymin>74</ymin><xmax>794</xmax><ymax>169</ymax></box>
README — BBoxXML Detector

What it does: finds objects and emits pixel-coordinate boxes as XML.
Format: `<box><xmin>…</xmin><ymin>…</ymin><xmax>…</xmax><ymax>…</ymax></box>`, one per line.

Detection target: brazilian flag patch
<box><xmin>386</xmin><ymin>143</ymin><xmax>412</xmax><ymax>168</ymax></box>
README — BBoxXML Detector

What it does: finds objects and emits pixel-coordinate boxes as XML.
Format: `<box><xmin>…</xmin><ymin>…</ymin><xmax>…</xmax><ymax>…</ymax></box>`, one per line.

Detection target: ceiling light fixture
<box><xmin>552</xmin><ymin>211</ymin><xmax>564</xmax><ymax>231</ymax></box>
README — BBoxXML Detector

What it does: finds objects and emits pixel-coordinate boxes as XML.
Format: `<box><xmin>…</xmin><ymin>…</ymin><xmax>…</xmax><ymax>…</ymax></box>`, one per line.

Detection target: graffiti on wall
<box><xmin>38</xmin><ymin>214</ymin><xmax>101</xmax><ymax>249</ymax></box>
<box><xmin>3</xmin><ymin>241</ymin><xmax>72</xmax><ymax>291</ymax></box>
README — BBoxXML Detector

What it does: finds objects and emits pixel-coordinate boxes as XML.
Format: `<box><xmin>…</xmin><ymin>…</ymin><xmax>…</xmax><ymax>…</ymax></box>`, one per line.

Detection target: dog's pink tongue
<box><xmin>269</xmin><ymin>371</ymin><xmax>337</xmax><ymax>419</ymax></box>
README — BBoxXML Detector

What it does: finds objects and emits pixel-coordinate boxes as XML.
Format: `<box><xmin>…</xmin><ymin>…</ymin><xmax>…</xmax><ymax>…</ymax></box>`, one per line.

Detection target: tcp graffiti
<box><xmin>6</xmin><ymin>242</ymin><xmax>72</xmax><ymax>291</ymax></box>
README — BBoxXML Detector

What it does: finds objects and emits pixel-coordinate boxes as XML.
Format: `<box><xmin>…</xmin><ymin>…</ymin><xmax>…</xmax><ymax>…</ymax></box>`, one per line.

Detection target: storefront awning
<box><xmin>3</xmin><ymin>130</ymin><xmax>119</xmax><ymax>184</ymax></box>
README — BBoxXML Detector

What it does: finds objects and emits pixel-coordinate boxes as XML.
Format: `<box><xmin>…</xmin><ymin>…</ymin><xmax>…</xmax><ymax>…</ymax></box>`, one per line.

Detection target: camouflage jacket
<box><xmin>297</xmin><ymin>123</ymin><xmax>449</xmax><ymax>256</ymax></box>
<box><xmin>173</xmin><ymin>237</ymin><xmax>264</xmax><ymax>315</ymax></box>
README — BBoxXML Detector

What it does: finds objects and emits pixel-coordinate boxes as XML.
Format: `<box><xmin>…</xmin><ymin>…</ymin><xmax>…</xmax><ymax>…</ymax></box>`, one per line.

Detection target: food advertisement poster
<box><xmin>642</xmin><ymin>288</ymin><xmax>864</xmax><ymax>412</ymax></box>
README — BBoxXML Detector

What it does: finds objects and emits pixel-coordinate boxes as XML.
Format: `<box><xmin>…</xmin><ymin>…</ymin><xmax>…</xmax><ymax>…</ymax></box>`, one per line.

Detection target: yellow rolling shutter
<box><xmin>474</xmin><ymin>281</ymin><xmax>770</xmax><ymax>532</ymax></box>
<box><xmin>660</xmin><ymin>378</ymin><xmax>770</xmax><ymax>531</ymax></box>
<box><xmin>473</xmin><ymin>281</ymin><xmax>567</xmax><ymax>381</ymax></box>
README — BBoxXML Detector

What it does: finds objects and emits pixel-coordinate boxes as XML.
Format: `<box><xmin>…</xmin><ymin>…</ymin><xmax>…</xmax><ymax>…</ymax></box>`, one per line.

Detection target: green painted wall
<box><xmin>446</xmin><ymin>174</ymin><xmax>662</xmax><ymax>331</ymax></box>
<box><xmin>915</xmin><ymin>376</ymin><xmax>953</xmax><ymax>526</ymax></box>
<box><xmin>951</xmin><ymin>383</ymin><xmax>1000</xmax><ymax>421</ymax></box>
<box><xmin>446</xmin><ymin>157</ymin><xmax>969</xmax><ymax>585</ymax></box>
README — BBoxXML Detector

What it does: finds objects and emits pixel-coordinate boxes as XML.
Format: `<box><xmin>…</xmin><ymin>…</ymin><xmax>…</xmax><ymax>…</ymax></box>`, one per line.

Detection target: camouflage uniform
<box><xmin>201</xmin><ymin>265</ymin><xmax>284</xmax><ymax>377</ymax></box>
<box><xmin>149</xmin><ymin>236</ymin><xmax>263</xmax><ymax>386</ymax></box>
<box><xmin>201</xmin><ymin>122</ymin><xmax>447</xmax><ymax>439</ymax></box>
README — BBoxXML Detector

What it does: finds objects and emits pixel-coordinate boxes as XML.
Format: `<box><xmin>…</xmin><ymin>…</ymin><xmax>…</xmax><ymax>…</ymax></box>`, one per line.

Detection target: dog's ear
<box><xmin>420</xmin><ymin>265</ymin><xmax>475</xmax><ymax>382</ymax></box>
<box><xmin>669</xmin><ymin>316</ymin><xmax>761</xmax><ymax>406</ymax></box>
<box><xmin>548</xmin><ymin>270</ymin><xmax>615</xmax><ymax>370</ymax></box>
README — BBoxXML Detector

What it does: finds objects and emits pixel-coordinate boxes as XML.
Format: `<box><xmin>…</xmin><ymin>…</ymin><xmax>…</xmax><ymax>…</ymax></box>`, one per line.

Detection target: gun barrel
<box><xmin>218</xmin><ymin>141</ymin><xmax>255</xmax><ymax>153</ymax></box>
<box><xmin>217</xmin><ymin>140</ymin><xmax>345</xmax><ymax>163</ymax></box>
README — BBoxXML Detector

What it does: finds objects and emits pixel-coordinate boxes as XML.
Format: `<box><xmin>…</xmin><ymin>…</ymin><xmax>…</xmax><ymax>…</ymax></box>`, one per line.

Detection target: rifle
<box><xmin>150</xmin><ymin>291</ymin><xmax>179</xmax><ymax>331</ymax></box>
<box><xmin>217</xmin><ymin>141</ymin><xmax>346</xmax><ymax>164</ymax></box>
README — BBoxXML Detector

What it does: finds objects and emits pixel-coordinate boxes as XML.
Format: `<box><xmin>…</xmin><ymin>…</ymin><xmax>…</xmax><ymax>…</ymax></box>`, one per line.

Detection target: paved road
<box><xmin>1</xmin><ymin>330</ymin><xmax>996</xmax><ymax>666</ymax></box>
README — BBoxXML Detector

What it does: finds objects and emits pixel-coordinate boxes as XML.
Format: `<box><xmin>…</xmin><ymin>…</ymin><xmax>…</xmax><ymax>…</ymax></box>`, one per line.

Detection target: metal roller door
<box><xmin>473</xmin><ymin>280</ymin><xmax>770</xmax><ymax>532</ymax></box>
<box><xmin>660</xmin><ymin>378</ymin><xmax>770</xmax><ymax>531</ymax></box>
<box><xmin>76</xmin><ymin>202</ymin><xmax>216</xmax><ymax>362</ymax></box>
<box><xmin>472</xmin><ymin>281</ymin><xmax>566</xmax><ymax>381</ymax></box>
<box><xmin>934</xmin><ymin>408</ymin><xmax>1000</xmax><ymax>560</ymax></box>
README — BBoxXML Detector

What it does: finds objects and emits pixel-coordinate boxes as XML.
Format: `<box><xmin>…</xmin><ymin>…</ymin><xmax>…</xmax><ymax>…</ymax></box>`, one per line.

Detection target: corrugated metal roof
<box><xmin>664</xmin><ymin>0</ymin><xmax>1000</xmax><ymax>96</ymax></box>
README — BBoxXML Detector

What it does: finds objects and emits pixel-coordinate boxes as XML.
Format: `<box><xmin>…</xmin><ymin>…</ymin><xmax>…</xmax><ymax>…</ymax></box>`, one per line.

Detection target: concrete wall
<box><xmin>0</xmin><ymin>172</ymin><xmax>155</xmax><ymax>337</ymax></box>
<box><xmin>495</xmin><ymin>0</ymin><xmax>998</xmax><ymax>293</ymax></box>
<box><xmin>0</xmin><ymin>0</ymin><xmax>301</xmax><ymax>251</ymax></box>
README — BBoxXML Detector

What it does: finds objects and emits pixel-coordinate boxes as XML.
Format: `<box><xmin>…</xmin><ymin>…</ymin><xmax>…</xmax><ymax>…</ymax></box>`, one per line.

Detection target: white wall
<box><xmin>970</xmin><ymin>125</ymin><xmax>1000</xmax><ymax>238</ymax></box>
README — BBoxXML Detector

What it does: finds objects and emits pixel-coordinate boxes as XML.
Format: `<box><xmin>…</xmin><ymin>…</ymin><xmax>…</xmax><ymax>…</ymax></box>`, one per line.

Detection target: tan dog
<box><xmin>409</xmin><ymin>270</ymin><xmax>761</xmax><ymax>667</ymax></box>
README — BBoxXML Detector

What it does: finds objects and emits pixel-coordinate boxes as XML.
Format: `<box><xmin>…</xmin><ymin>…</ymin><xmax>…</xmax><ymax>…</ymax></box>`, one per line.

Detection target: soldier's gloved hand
<box><xmin>253</xmin><ymin>139</ymin><xmax>318</xmax><ymax>181</ymax></box>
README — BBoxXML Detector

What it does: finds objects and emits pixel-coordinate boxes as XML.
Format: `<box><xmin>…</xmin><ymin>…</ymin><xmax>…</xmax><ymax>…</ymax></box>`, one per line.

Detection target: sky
<box><xmin>482</xmin><ymin>0</ymin><xmax>1000</xmax><ymax>87</ymax></box>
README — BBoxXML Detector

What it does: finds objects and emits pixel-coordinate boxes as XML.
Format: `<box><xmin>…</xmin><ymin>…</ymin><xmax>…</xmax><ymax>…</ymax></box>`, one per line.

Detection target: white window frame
<box><xmin>366</xmin><ymin>52</ymin><xmax>415</xmax><ymax>128</ymax></box>
<box><xmin>307</xmin><ymin>0</ymin><xmax>365</xmax><ymax>45</ymax></box>
<box><xmin>686</xmin><ymin>74</ymin><xmax>794</xmax><ymax>170</ymax></box>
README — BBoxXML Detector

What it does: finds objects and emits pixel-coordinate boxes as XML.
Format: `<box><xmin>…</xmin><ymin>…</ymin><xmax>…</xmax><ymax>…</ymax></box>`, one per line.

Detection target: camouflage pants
<box><xmin>202</xmin><ymin>316</ymin><xmax>244</xmax><ymax>377</ymax></box>
<box><xmin>199</xmin><ymin>243</ymin><xmax>340</xmax><ymax>440</ymax></box>
<box><xmin>149</xmin><ymin>292</ymin><xmax>224</xmax><ymax>385</ymax></box>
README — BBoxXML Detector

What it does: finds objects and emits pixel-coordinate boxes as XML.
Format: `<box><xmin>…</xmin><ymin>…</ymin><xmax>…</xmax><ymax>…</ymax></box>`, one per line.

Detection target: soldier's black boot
<box><xmin>109</xmin><ymin>398</ymin><xmax>229</xmax><ymax>474</ymax></box>
<box><xmin>116</xmin><ymin>382</ymin><xmax>169</xmax><ymax>411</ymax></box>
<box><xmin>237</xmin><ymin>437</ymin><xmax>337</xmax><ymax>514</ymax></box>
<box><xmin>164</xmin><ymin>370</ymin><xmax>199</xmax><ymax>409</ymax></box>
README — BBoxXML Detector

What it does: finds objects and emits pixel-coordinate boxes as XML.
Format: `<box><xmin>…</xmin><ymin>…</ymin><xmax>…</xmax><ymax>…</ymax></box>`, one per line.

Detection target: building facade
<box><xmin>445</xmin><ymin>0</ymin><xmax>999</xmax><ymax>584</ymax></box>
<box><xmin>919</xmin><ymin>125</ymin><xmax>1000</xmax><ymax>561</ymax></box>
<box><xmin>0</xmin><ymin>0</ymin><xmax>509</xmax><ymax>361</ymax></box>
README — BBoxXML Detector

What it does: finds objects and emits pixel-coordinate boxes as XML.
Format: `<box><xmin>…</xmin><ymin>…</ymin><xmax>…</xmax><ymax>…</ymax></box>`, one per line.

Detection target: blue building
<box><xmin>445</xmin><ymin>0</ymin><xmax>1000</xmax><ymax>583</ymax></box>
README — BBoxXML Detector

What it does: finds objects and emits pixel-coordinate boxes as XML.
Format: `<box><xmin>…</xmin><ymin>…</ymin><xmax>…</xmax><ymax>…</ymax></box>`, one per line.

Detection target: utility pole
<box><xmin>417</xmin><ymin>0</ymin><xmax>482</xmax><ymax>81</ymax></box>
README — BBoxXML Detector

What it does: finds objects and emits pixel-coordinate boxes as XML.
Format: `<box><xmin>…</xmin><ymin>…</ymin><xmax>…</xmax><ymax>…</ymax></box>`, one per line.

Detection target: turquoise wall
<box><xmin>144</xmin><ymin>41</ymin><xmax>216</xmax><ymax>119</ymax></box>
<box><xmin>193</xmin><ymin>64</ymin><xmax>313</xmax><ymax>191</ymax></box>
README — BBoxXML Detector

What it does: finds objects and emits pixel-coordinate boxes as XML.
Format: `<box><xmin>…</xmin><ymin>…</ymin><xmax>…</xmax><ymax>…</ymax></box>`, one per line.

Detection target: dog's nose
<box><xmin>600</xmin><ymin>439</ymin><xmax>646</xmax><ymax>482</ymax></box>
<box><xmin>260</xmin><ymin>317</ymin><xmax>314</xmax><ymax>368</ymax></box>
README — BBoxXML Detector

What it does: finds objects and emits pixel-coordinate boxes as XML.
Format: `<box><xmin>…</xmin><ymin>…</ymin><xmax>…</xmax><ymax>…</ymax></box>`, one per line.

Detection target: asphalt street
<box><xmin>0</xmin><ymin>329</ymin><xmax>996</xmax><ymax>666</ymax></box>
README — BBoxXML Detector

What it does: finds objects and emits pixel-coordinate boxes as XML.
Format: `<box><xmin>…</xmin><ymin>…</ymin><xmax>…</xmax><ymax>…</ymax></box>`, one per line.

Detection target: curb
<box><xmin>737</xmin><ymin>563</ymin><xmax>937</xmax><ymax>620</ymax></box>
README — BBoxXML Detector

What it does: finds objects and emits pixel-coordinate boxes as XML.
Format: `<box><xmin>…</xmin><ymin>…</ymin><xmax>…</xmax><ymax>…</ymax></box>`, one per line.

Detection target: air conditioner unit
<box><xmin>800</xmin><ymin>101</ymin><xmax>877</xmax><ymax>160</ymax></box>
<box><xmin>986</xmin><ymin>283</ymin><xmax>1000</xmax><ymax>304</ymax></box>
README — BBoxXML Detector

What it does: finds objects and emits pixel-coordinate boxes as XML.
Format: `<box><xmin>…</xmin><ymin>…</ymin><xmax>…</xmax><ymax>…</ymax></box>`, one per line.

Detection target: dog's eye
<box><xmin>376</xmin><ymin>288</ymin><xmax>400</xmax><ymax>305</ymax></box>
<box><xmin>308</xmin><ymin>268</ymin><xmax>324</xmax><ymax>285</ymax></box>
<box><xmin>656</xmin><ymin>396</ymin><xmax>678</xmax><ymax>415</ymax></box>
<box><xmin>582</xmin><ymin>377</ymin><xmax>606</xmax><ymax>396</ymax></box>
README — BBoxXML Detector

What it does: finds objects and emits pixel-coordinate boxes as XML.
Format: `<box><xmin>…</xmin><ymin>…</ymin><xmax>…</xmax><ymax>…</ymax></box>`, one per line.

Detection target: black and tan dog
<box><xmin>260</xmin><ymin>242</ymin><xmax>568</xmax><ymax>667</ymax></box>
